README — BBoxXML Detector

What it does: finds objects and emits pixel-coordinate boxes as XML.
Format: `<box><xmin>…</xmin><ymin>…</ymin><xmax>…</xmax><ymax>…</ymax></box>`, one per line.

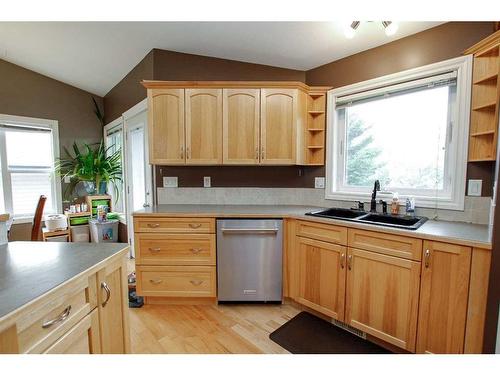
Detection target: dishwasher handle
<box><xmin>220</xmin><ymin>228</ymin><xmax>279</xmax><ymax>234</ymax></box>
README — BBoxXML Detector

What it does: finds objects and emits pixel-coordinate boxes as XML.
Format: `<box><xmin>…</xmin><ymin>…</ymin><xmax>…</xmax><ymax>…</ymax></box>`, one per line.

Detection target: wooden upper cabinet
<box><xmin>260</xmin><ymin>89</ymin><xmax>297</xmax><ymax>164</ymax></box>
<box><xmin>345</xmin><ymin>248</ymin><xmax>420</xmax><ymax>352</ymax></box>
<box><xmin>222</xmin><ymin>88</ymin><xmax>260</xmax><ymax>164</ymax></box>
<box><xmin>417</xmin><ymin>241</ymin><xmax>472</xmax><ymax>354</ymax></box>
<box><xmin>148</xmin><ymin>88</ymin><xmax>185</xmax><ymax>164</ymax></box>
<box><xmin>296</xmin><ymin>236</ymin><xmax>346</xmax><ymax>320</ymax></box>
<box><xmin>185</xmin><ymin>89</ymin><xmax>223</xmax><ymax>164</ymax></box>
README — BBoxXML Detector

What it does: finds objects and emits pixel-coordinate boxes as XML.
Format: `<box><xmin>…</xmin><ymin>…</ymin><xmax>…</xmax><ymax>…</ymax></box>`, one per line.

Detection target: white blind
<box><xmin>336</xmin><ymin>71</ymin><xmax>457</xmax><ymax>108</ymax></box>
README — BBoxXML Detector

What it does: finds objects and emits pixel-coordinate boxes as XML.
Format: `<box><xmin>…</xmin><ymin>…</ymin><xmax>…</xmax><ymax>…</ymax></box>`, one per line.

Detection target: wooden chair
<box><xmin>31</xmin><ymin>195</ymin><xmax>47</xmax><ymax>241</ymax></box>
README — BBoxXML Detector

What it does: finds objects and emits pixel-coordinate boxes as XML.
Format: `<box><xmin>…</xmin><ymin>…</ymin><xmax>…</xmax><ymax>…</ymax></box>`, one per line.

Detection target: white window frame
<box><xmin>325</xmin><ymin>56</ymin><xmax>473</xmax><ymax>211</ymax></box>
<box><xmin>0</xmin><ymin>114</ymin><xmax>62</xmax><ymax>222</ymax></box>
<box><xmin>104</xmin><ymin>116</ymin><xmax>126</xmax><ymax>223</ymax></box>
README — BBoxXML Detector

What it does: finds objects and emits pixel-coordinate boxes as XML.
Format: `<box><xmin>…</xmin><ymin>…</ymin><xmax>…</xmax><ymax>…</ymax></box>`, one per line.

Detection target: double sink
<box><xmin>306</xmin><ymin>207</ymin><xmax>428</xmax><ymax>230</ymax></box>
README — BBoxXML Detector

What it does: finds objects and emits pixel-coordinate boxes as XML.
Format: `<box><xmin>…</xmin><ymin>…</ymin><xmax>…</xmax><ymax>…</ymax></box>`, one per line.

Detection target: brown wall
<box><xmin>0</xmin><ymin>59</ymin><xmax>103</xmax><ymax>154</ymax></box>
<box><xmin>103</xmin><ymin>51</ymin><xmax>154</xmax><ymax>124</ymax></box>
<box><xmin>153</xmin><ymin>49</ymin><xmax>305</xmax><ymax>82</ymax></box>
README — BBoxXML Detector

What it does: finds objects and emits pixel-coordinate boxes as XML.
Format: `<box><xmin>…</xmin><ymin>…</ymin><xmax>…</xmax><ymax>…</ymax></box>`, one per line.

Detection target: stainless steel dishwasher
<box><xmin>217</xmin><ymin>219</ymin><xmax>283</xmax><ymax>303</ymax></box>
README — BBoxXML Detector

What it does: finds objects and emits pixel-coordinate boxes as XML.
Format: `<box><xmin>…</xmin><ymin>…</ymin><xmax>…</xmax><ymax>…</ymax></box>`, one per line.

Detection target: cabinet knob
<box><xmin>255</xmin><ymin>147</ymin><xmax>259</xmax><ymax>160</ymax></box>
<box><xmin>147</xmin><ymin>223</ymin><xmax>160</xmax><ymax>228</ymax></box>
<box><xmin>424</xmin><ymin>249</ymin><xmax>431</xmax><ymax>268</ymax></box>
<box><xmin>190</xmin><ymin>280</ymin><xmax>203</xmax><ymax>286</ymax></box>
<box><xmin>340</xmin><ymin>253</ymin><xmax>345</xmax><ymax>269</ymax></box>
<box><xmin>149</xmin><ymin>279</ymin><xmax>163</xmax><ymax>285</ymax></box>
<box><xmin>149</xmin><ymin>247</ymin><xmax>161</xmax><ymax>253</ymax></box>
<box><xmin>347</xmin><ymin>254</ymin><xmax>353</xmax><ymax>270</ymax></box>
<box><xmin>189</xmin><ymin>223</ymin><xmax>202</xmax><ymax>229</ymax></box>
<box><xmin>190</xmin><ymin>248</ymin><xmax>202</xmax><ymax>254</ymax></box>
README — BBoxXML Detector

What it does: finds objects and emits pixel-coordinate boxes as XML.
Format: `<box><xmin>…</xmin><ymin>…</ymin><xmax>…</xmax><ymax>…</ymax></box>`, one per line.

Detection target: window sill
<box><xmin>11</xmin><ymin>216</ymin><xmax>34</xmax><ymax>225</ymax></box>
<box><xmin>325</xmin><ymin>191</ymin><xmax>465</xmax><ymax>211</ymax></box>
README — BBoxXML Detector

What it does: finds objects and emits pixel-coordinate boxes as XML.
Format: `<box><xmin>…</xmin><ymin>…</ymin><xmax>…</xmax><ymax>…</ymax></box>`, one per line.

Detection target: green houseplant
<box><xmin>55</xmin><ymin>141</ymin><xmax>122</xmax><ymax>199</ymax></box>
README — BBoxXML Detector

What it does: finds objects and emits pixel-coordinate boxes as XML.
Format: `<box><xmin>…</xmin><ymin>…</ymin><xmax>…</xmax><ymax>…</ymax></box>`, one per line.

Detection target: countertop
<box><xmin>0</xmin><ymin>242</ymin><xmax>129</xmax><ymax>320</ymax></box>
<box><xmin>133</xmin><ymin>204</ymin><xmax>492</xmax><ymax>249</ymax></box>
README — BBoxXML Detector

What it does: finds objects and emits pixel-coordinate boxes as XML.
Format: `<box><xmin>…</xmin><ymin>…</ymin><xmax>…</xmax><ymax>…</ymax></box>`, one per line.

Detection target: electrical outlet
<box><xmin>163</xmin><ymin>176</ymin><xmax>178</xmax><ymax>188</ymax></box>
<box><xmin>468</xmin><ymin>179</ymin><xmax>482</xmax><ymax>196</ymax></box>
<box><xmin>315</xmin><ymin>177</ymin><xmax>325</xmax><ymax>189</ymax></box>
<box><xmin>203</xmin><ymin>176</ymin><xmax>211</xmax><ymax>188</ymax></box>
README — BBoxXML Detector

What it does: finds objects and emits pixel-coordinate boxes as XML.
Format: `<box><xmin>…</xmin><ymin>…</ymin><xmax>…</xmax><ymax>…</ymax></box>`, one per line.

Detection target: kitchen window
<box><xmin>0</xmin><ymin>114</ymin><xmax>61</xmax><ymax>220</ymax></box>
<box><xmin>326</xmin><ymin>56</ymin><xmax>472</xmax><ymax>210</ymax></box>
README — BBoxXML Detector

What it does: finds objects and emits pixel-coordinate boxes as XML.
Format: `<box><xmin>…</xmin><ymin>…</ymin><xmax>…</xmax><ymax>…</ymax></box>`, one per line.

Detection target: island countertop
<box><xmin>133</xmin><ymin>204</ymin><xmax>492</xmax><ymax>250</ymax></box>
<box><xmin>0</xmin><ymin>242</ymin><xmax>129</xmax><ymax>320</ymax></box>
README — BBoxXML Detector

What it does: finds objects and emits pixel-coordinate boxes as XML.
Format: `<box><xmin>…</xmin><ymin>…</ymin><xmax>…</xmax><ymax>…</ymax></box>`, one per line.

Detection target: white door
<box><xmin>124</xmin><ymin>107</ymin><xmax>152</xmax><ymax>258</ymax></box>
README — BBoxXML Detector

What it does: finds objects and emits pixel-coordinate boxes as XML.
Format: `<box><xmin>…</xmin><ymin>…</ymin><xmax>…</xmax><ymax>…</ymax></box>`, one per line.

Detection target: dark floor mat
<box><xmin>270</xmin><ymin>311</ymin><xmax>392</xmax><ymax>354</ymax></box>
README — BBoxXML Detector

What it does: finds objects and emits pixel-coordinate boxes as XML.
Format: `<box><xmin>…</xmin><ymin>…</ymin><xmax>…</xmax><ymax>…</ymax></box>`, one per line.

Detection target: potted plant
<box><xmin>55</xmin><ymin>141</ymin><xmax>122</xmax><ymax>199</ymax></box>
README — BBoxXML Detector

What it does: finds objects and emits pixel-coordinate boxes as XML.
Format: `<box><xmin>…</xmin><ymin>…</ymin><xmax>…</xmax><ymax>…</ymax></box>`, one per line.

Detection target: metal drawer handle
<box><xmin>340</xmin><ymin>253</ymin><xmax>345</xmax><ymax>269</ymax></box>
<box><xmin>149</xmin><ymin>279</ymin><xmax>163</xmax><ymax>285</ymax></box>
<box><xmin>189</xmin><ymin>223</ymin><xmax>202</xmax><ymax>229</ymax></box>
<box><xmin>180</xmin><ymin>146</ymin><xmax>184</xmax><ymax>159</ymax></box>
<box><xmin>221</xmin><ymin>228</ymin><xmax>278</xmax><ymax>234</ymax></box>
<box><xmin>347</xmin><ymin>255</ymin><xmax>353</xmax><ymax>270</ymax></box>
<box><xmin>190</xmin><ymin>280</ymin><xmax>203</xmax><ymax>286</ymax></box>
<box><xmin>101</xmin><ymin>282</ymin><xmax>111</xmax><ymax>308</ymax></box>
<box><xmin>147</xmin><ymin>223</ymin><xmax>160</xmax><ymax>228</ymax></box>
<box><xmin>424</xmin><ymin>249</ymin><xmax>431</xmax><ymax>268</ymax></box>
<box><xmin>42</xmin><ymin>305</ymin><xmax>72</xmax><ymax>329</ymax></box>
<box><xmin>190</xmin><ymin>248</ymin><xmax>202</xmax><ymax>254</ymax></box>
<box><xmin>149</xmin><ymin>247</ymin><xmax>161</xmax><ymax>253</ymax></box>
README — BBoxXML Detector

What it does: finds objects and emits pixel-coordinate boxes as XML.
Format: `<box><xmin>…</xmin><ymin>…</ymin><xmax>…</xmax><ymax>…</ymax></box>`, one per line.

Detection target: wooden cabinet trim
<box><xmin>296</xmin><ymin>220</ymin><xmax>347</xmax><ymax>245</ymax></box>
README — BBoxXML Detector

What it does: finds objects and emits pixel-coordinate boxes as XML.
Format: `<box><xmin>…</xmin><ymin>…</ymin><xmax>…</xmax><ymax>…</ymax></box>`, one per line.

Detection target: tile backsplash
<box><xmin>156</xmin><ymin>187</ymin><xmax>491</xmax><ymax>225</ymax></box>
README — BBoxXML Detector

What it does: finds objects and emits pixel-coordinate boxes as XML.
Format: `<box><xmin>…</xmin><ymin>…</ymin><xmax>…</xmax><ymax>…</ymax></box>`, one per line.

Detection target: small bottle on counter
<box><xmin>405</xmin><ymin>196</ymin><xmax>416</xmax><ymax>217</ymax></box>
<box><xmin>391</xmin><ymin>193</ymin><xmax>399</xmax><ymax>215</ymax></box>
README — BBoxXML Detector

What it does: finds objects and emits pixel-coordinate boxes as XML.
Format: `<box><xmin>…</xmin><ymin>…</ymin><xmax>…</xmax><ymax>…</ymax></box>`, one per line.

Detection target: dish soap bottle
<box><xmin>405</xmin><ymin>196</ymin><xmax>416</xmax><ymax>217</ymax></box>
<box><xmin>391</xmin><ymin>193</ymin><xmax>399</xmax><ymax>215</ymax></box>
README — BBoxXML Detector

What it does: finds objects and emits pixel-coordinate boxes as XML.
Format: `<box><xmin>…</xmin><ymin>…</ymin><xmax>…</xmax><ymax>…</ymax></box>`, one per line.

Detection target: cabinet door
<box><xmin>43</xmin><ymin>310</ymin><xmax>100</xmax><ymax>354</ymax></box>
<box><xmin>97</xmin><ymin>256</ymin><xmax>131</xmax><ymax>354</ymax></box>
<box><xmin>345</xmin><ymin>248</ymin><xmax>420</xmax><ymax>352</ymax></box>
<box><xmin>185</xmin><ymin>88</ymin><xmax>222</xmax><ymax>164</ymax></box>
<box><xmin>222</xmin><ymin>88</ymin><xmax>260</xmax><ymax>164</ymax></box>
<box><xmin>148</xmin><ymin>88</ymin><xmax>185</xmax><ymax>164</ymax></box>
<box><xmin>296</xmin><ymin>236</ymin><xmax>346</xmax><ymax>320</ymax></box>
<box><xmin>416</xmin><ymin>241</ymin><xmax>471</xmax><ymax>354</ymax></box>
<box><xmin>260</xmin><ymin>89</ymin><xmax>297</xmax><ymax>164</ymax></box>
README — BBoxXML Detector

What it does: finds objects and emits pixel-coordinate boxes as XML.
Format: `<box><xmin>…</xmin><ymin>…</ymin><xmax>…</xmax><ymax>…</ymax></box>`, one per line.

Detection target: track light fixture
<box><xmin>344</xmin><ymin>21</ymin><xmax>398</xmax><ymax>38</ymax></box>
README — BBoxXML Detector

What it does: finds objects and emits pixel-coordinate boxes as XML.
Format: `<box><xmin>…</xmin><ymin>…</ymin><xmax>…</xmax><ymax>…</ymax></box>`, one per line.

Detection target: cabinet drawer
<box><xmin>137</xmin><ymin>266</ymin><xmax>216</xmax><ymax>297</ymax></box>
<box><xmin>296</xmin><ymin>220</ymin><xmax>347</xmax><ymax>245</ymax></box>
<box><xmin>348</xmin><ymin>229</ymin><xmax>422</xmax><ymax>261</ymax></box>
<box><xmin>16</xmin><ymin>277</ymin><xmax>92</xmax><ymax>353</ymax></box>
<box><xmin>134</xmin><ymin>217</ymin><xmax>215</xmax><ymax>233</ymax></box>
<box><xmin>135</xmin><ymin>233</ymin><xmax>216</xmax><ymax>266</ymax></box>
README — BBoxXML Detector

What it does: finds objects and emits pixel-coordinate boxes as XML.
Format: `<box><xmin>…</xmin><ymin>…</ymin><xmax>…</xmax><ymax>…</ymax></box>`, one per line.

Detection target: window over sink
<box><xmin>326</xmin><ymin>56</ymin><xmax>472</xmax><ymax>210</ymax></box>
<box><xmin>0</xmin><ymin>114</ymin><xmax>61</xmax><ymax>220</ymax></box>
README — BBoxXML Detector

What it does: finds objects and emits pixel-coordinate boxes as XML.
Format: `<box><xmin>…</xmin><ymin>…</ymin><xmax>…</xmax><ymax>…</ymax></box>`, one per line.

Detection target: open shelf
<box><xmin>470</xmin><ymin>130</ymin><xmax>496</xmax><ymax>137</ymax></box>
<box><xmin>307</xmin><ymin>145</ymin><xmax>324</xmax><ymax>149</ymax></box>
<box><xmin>476</xmin><ymin>45</ymin><xmax>499</xmax><ymax>58</ymax></box>
<box><xmin>307</xmin><ymin>128</ymin><xmax>324</xmax><ymax>132</ymax></box>
<box><xmin>473</xmin><ymin>73</ymin><xmax>498</xmax><ymax>85</ymax></box>
<box><xmin>308</xmin><ymin>110</ymin><xmax>325</xmax><ymax>115</ymax></box>
<box><xmin>308</xmin><ymin>92</ymin><xmax>326</xmax><ymax>98</ymax></box>
<box><xmin>472</xmin><ymin>102</ymin><xmax>497</xmax><ymax>111</ymax></box>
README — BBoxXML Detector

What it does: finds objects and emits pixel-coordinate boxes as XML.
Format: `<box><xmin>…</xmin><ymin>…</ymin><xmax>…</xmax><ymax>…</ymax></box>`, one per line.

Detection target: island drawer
<box><xmin>16</xmin><ymin>276</ymin><xmax>95</xmax><ymax>353</ymax></box>
<box><xmin>134</xmin><ymin>217</ymin><xmax>215</xmax><ymax>234</ymax></box>
<box><xmin>348</xmin><ymin>229</ymin><xmax>422</xmax><ymax>261</ymax></box>
<box><xmin>136</xmin><ymin>266</ymin><xmax>216</xmax><ymax>297</ymax></box>
<box><xmin>296</xmin><ymin>220</ymin><xmax>347</xmax><ymax>245</ymax></box>
<box><xmin>135</xmin><ymin>233</ymin><xmax>216</xmax><ymax>266</ymax></box>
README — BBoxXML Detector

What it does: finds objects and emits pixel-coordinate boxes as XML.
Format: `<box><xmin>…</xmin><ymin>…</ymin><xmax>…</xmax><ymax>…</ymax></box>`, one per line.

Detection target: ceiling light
<box><xmin>344</xmin><ymin>21</ymin><xmax>360</xmax><ymax>39</ymax></box>
<box><xmin>382</xmin><ymin>21</ymin><xmax>398</xmax><ymax>36</ymax></box>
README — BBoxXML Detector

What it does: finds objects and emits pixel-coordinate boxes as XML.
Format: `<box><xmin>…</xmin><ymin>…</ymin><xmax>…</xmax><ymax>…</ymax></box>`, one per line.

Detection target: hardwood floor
<box><xmin>129</xmin><ymin>303</ymin><xmax>300</xmax><ymax>354</ymax></box>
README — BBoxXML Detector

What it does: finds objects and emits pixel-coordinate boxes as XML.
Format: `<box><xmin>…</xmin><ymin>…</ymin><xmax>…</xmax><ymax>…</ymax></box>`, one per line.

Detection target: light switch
<box><xmin>315</xmin><ymin>177</ymin><xmax>325</xmax><ymax>189</ymax></box>
<box><xmin>203</xmin><ymin>176</ymin><xmax>211</xmax><ymax>188</ymax></box>
<box><xmin>163</xmin><ymin>176</ymin><xmax>178</xmax><ymax>188</ymax></box>
<box><xmin>468</xmin><ymin>179</ymin><xmax>482</xmax><ymax>196</ymax></box>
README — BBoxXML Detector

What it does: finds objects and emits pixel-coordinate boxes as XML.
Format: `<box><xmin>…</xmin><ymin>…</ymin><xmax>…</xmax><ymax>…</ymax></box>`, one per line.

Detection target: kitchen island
<box><xmin>0</xmin><ymin>241</ymin><xmax>130</xmax><ymax>354</ymax></box>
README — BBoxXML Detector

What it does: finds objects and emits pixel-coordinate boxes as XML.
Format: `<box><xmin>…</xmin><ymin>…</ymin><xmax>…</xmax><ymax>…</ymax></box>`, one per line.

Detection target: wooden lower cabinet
<box><xmin>344</xmin><ymin>248</ymin><xmax>420</xmax><ymax>352</ymax></box>
<box><xmin>97</xmin><ymin>257</ymin><xmax>131</xmax><ymax>354</ymax></box>
<box><xmin>296</xmin><ymin>236</ymin><xmax>346</xmax><ymax>320</ymax></box>
<box><xmin>416</xmin><ymin>241</ymin><xmax>472</xmax><ymax>354</ymax></box>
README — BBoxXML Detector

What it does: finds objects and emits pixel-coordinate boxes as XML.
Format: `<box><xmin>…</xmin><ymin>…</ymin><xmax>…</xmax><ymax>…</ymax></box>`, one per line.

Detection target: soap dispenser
<box><xmin>391</xmin><ymin>193</ymin><xmax>399</xmax><ymax>215</ymax></box>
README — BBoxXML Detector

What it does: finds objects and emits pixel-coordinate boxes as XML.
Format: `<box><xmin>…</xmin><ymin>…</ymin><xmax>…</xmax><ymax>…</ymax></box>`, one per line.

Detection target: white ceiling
<box><xmin>0</xmin><ymin>22</ymin><xmax>443</xmax><ymax>96</ymax></box>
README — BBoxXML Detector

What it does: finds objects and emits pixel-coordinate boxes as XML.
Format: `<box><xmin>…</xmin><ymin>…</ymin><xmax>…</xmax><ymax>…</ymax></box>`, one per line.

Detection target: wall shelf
<box><xmin>470</xmin><ymin>130</ymin><xmax>496</xmax><ymax>137</ymax></box>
